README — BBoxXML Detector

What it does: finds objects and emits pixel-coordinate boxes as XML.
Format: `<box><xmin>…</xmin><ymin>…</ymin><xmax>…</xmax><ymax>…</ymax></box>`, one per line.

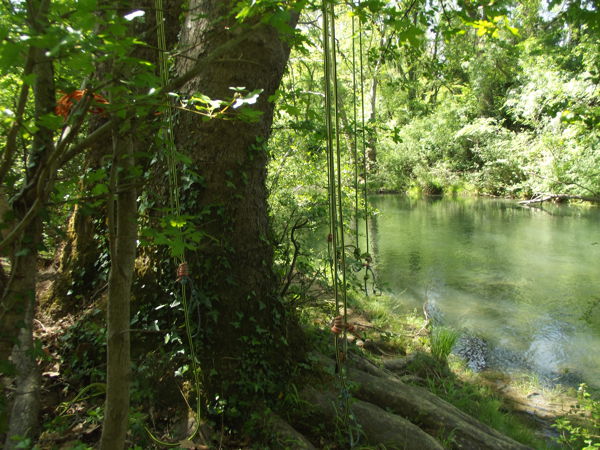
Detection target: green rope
<box><xmin>328</xmin><ymin>0</ymin><xmax>349</xmax><ymax>356</ymax></box>
<box><xmin>321</xmin><ymin>0</ymin><xmax>340</xmax><ymax>323</ymax></box>
<box><xmin>143</xmin><ymin>1</ymin><xmax>202</xmax><ymax>446</ymax></box>
<box><xmin>358</xmin><ymin>14</ymin><xmax>374</xmax><ymax>296</ymax></box>
<box><xmin>352</xmin><ymin>15</ymin><xmax>360</xmax><ymax>251</ymax></box>
<box><xmin>322</xmin><ymin>1</ymin><xmax>358</xmax><ymax>446</ymax></box>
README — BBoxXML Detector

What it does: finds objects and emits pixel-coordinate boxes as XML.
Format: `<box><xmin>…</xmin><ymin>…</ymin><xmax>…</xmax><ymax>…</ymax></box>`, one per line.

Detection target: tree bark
<box><xmin>311</xmin><ymin>354</ymin><xmax>532</xmax><ymax>449</ymax></box>
<box><xmin>2</xmin><ymin>220</ymin><xmax>42</xmax><ymax>449</ymax></box>
<box><xmin>2</xmin><ymin>1</ymin><xmax>55</xmax><ymax>446</ymax></box>
<box><xmin>173</xmin><ymin>0</ymin><xmax>302</xmax><ymax>412</ymax></box>
<box><xmin>302</xmin><ymin>386</ymin><xmax>444</xmax><ymax>450</ymax></box>
<box><xmin>346</xmin><ymin>365</ymin><xmax>532</xmax><ymax>449</ymax></box>
<box><xmin>266</xmin><ymin>412</ymin><xmax>316</xmax><ymax>449</ymax></box>
<box><xmin>99</xmin><ymin>130</ymin><xmax>137</xmax><ymax>450</ymax></box>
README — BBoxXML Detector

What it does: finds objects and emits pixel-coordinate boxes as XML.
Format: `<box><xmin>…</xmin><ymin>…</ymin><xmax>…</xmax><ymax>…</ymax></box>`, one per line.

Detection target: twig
<box><xmin>280</xmin><ymin>217</ymin><xmax>309</xmax><ymax>298</ymax></box>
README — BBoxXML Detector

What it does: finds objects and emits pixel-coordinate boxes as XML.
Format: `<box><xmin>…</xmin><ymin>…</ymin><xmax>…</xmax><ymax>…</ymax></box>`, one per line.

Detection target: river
<box><xmin>365</xmin><ymin>195</ymin><xmax>600</xmax><ymax>387</ymax></box>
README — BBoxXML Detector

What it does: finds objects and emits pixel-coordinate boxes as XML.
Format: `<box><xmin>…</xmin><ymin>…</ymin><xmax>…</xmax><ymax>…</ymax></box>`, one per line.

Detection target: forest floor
<box><xmin>27</xmin><ymin>263</ymin><xmax>591</xmax><ymax>449</ymax></box>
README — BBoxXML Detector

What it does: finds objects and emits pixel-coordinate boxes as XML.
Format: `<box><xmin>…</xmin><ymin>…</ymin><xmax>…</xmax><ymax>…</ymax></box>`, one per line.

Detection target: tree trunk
<box><xmin>48</xmin><ymin>0</ymin><xmax>180</xmax><ymax>314</ymax></box>
<box><xmin>366</xmin><ymin>30</ymin><xmax>389</xmax><ymax>166</ymax></box>
<box><xmin>367</xmin><ymin>73</ymin><xmax>379</xmax><ymax>164</ymax></box>
<box><xmin>173</xmin><ymin>0</ymin><xmax>301</xmax><ymax>413</ymax></box>
<box><xmin>2</xmin><ymin>1</ymin><xmax>55</xmax><ymax>446</ymax></box>
<box><xmin>48</xmin><ymin>118</ymin><xmax>111</xmax><ymax>314</ymax></box>
<box><xmin>99</xmin><ymin>130</ymin><xmax>137</xmax><ymax>450</ymax></box>
<box><xmin>3</xmin><ymin>221</ymin><xmax>41</xmax><ymax>449</ymax></box>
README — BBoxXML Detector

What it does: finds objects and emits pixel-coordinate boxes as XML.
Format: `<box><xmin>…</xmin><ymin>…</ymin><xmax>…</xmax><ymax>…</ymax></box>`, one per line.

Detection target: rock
<box><xmin>454</xmin><ymin>335</ymin><xmax>488</xmax><ymax>372</ymax></box>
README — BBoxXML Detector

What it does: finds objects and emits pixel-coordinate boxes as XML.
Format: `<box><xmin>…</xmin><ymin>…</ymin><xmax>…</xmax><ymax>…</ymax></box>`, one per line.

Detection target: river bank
<box><xmin>306</xmin><ymin>289</ymin><xmax>598</xmax><ymax>449</ymax></box>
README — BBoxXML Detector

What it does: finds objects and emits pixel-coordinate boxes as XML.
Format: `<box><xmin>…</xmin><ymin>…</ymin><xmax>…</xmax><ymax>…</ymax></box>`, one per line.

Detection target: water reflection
<box><xmin>368</xmin><ymin>195</ymin><xmax>600</xmax><ymax>387</ymax></box>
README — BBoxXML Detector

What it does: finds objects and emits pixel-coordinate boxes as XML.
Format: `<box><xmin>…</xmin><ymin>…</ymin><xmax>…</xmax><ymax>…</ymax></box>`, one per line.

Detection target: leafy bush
<box><xmin>553</xmin><ymin>384</ymin><xmax>600</xmax><ymax>449</ymax></box>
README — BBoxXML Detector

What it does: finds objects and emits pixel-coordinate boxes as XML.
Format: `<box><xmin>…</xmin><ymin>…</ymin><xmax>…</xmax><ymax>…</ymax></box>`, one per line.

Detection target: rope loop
<box><xmin>177</xmin><ymin>262</ymin><xmax>189</xmax><ymax>281</ymax></box>
<box><xmin>330</xmin><ymin>315</ymin><xmax>355</xmax><ymax>334</ymax></box>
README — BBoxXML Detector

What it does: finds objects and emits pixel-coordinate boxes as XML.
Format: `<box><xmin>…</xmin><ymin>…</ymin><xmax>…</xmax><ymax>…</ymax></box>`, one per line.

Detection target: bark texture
<box><xmin>173</xmin><ymin>0</ymin><xmax>300</xmax><ymax>408</ymax></box>
<box><xmin>99</xmin><ymin>133</ymin><xmax>137</xmax><ymax>450</ymax></box>
<box><xmin>2</xmin><ymin>1</ymin><xmax>55</xmax><ymax>446</ymax></box>
<box><xmin>302</xmin><ymin>386</ymin><xmax>444</xmax><ymax>450</ymax></box>
<box><xmin>345</xmin><ymin>361</ymin><xmax>532</xmax><ymax>449</ymax></box>
<box><xmin>303</xmin><ymin>354</ymin><xmax>532</xmax><ymax>450</ymax></box>
<box><xmin>266</xmin><ymin>412</ymin><xmax>316</xmax><ymax>449</ymax></box>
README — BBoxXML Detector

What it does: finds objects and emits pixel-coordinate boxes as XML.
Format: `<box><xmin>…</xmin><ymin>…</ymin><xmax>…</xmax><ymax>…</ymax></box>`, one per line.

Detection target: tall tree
<box><xmin>1</xmin><ymin>1</ymin><xmax>55</xmax><ymax>446</ymax></box>
<box><xmin>171</xmin><ymin>0</ymin><xmax>302</xmax><ymax>413</ymax></box>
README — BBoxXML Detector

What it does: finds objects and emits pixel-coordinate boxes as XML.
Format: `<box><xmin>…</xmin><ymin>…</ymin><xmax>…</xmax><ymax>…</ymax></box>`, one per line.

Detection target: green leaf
<box><xmin>38</xmin><ymin>113</ymin><xmax>63</xmax><ymax>130</ymax></box>
<box><xmin>237</xmin><ymin>107</ymin><xmax>263</xmax><ymax>123</ymax></box>
<box><xmin>91</xmin><ymin>183</ymin><xmax>109</xmax><ymax>196</ymax></box>
<box><xmin>169</xmin><ymin>217</ymin><xmax>186</xmax><ymax>228</ymax></box>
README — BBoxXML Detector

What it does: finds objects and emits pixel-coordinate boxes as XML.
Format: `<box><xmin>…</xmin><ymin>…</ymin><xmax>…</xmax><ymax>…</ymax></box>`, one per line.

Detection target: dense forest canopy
<box><xmin>0</xmin><ymin>0</ymin><xmax>598</xmax><ymax>448</ymax></box>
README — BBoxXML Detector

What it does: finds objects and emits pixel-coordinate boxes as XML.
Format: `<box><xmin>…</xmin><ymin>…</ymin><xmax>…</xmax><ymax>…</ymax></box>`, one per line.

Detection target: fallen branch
<box><xmin>280</xmin><ymin>217</ymin><xmax>308</xmax><ymax>298</ymax></box>
<box><xmin>519</xmin><ymin>193</ymin><xmax>600</xmax><ymax>205</ymax></box>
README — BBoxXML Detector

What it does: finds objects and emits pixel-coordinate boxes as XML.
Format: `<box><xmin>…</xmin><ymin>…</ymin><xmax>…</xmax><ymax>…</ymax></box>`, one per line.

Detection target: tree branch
<box><xmin>0</xmin><ymin>47</ymin><xmax>35</xmax><ymax>185</ymax></box>
<box><xmin>518</xmin><ymin>193</ymin><xmax>600</xmax><ymax>205</ymax></box>
<box><xmin>280</xmin><ymin>218</ymin><xmax>308</xmax><ymax>298</ymax></box>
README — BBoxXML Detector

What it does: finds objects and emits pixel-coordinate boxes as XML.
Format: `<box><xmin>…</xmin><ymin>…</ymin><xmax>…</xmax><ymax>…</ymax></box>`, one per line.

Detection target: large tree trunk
<box><xmin>173</xmin><ymin>0</ymin><xmax>301</xmax><ymax>412</ymax></box>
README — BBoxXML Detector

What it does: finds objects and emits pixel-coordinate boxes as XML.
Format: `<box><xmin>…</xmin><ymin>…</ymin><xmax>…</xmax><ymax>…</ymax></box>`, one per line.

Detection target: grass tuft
<box><xmin>430</xmin><ymin>326</ymin><xmax>458</xmax><ymax>362</ymax></box>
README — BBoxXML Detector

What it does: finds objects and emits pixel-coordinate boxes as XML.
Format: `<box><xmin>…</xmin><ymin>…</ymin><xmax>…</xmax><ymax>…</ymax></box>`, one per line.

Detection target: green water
<box><xmin>367</xmin><ymin>195</ymin><xmax>600</xmax><ymax>386</ymax></box>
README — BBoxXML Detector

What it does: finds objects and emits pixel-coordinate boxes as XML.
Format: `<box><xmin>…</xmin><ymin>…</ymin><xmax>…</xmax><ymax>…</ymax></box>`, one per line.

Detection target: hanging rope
<box><xmin>143</xmin><ymin>1</ymin><xmax>202</xmax><ymax>446</ymax></box>
<box><xmin>352</xmin><ymin>16</ymin><xmax>360</xmax><ymax>251</ymax></box>
<box><xmin>357</xmin><ymin>12</ymin><xmax>380</xmax><ymax>297</ymax></box>
<box><xmin>322</xmin><ymin>1</ymin><xmax>361</xmax><ymax>446</ymax></box>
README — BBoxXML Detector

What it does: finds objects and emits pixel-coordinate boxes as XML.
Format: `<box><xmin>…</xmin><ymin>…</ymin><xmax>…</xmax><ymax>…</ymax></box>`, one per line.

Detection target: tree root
<box><xmin>301</xmin><ymin>386</ymin><xmax>444</xmax><ymax>449</ymax></box>
<box><xmin>266</xmin><ymin>412</ymin><xmax>316</xmax><ymax>449</ymax></box>
<box><xmin>300</xmin><ymin>353</ymin><xmax>532</xmax><ymax>450</ymax></box>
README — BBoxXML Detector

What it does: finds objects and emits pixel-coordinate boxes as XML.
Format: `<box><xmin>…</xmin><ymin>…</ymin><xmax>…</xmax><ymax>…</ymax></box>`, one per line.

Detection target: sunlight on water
<box><xmin>367</xmin><ymin>195</ymin><xmax>600</xmax><ymax>387</ymax></box>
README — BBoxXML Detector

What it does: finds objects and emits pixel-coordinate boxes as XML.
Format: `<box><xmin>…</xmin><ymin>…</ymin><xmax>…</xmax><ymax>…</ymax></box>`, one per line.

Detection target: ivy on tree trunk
<box><xmin>172</xmin><ymin>0</ymin><xmax>302</xmax><ymax>415</ymax></box>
